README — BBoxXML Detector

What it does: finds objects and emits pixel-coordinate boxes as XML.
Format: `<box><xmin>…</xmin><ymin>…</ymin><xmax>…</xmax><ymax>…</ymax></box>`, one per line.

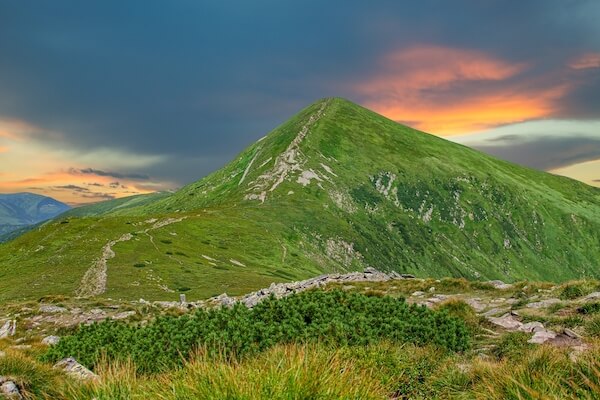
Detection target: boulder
<box><xmin>487</xmin><ymin>313</ymin><xmax>523</xmax><ymax>330</ymax></box>
<box><xmin>411</xmin><ymin>291</ymin><xmax>425</xmax><ymax>297</ymax></box>
<box><xmin>41</xmin><ymin>335</ymin><xmax>60</xmax><ymax>346</ymax></box>
<box><xmin>0</xmin><ymin>320</ymin><xmax>16</xmax><ymax>338</ymax></box>
<box><xmin>0</xmin><ymin>378</ymin><xmax>22</xmax><ymax>399</ymax></box>
<box><xmin>526</xmin><ymin>298</ymin><xmax>561</xmax><ymax>309</ymax></box>
<box><xmin>53</xmin><ymin>357</ymin><xmax>98</xmax><ymax>381</ymax></box>
<box><xmin>465</xmin><ymin>298</ymin><xmax>486</xmax><ymax>312</ymax></box>
<box><xmin>518</xmin><ymin>321</ymin><xmax>545</xmax><ymax>333</ymax></box>
<box><xmin>528</xmin><ymin>329</ymin><xmax>557</xmax><ymax>344</ymax></box>
<box><xmin>487</xmin><ymin>280</ymin><xmax>513</xmax><ymax>290</ymax></box>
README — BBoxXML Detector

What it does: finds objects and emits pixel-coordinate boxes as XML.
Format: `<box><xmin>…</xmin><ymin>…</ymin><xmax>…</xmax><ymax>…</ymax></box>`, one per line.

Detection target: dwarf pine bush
<box><xmin>42</xmin><ymin>290</ymin><xmax>470</xmax><ymax>373</ymax></box>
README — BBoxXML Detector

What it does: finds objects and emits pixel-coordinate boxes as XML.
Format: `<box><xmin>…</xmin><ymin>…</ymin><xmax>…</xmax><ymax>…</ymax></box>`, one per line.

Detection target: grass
<box><xmin>0</xmin><ymin>98</ymin><xmax>598</xmax><ymax>303</ymax></box>
<box><xmin>5</xmin><ymin>342</ymin><xmax>600</xmax><ymax>399</ymax></box>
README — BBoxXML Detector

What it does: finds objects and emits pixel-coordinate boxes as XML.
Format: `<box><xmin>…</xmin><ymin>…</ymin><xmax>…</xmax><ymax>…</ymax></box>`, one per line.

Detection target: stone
<box><xmin>42</xmin><ymin>335</ymin><xmax>60</xmax><ymax>345</ymax></box>
<box><xmin>111</xmin><ymin>311</ymin><xmax>136</xmax><ymax>320</ymax></box>
<box><xmin>411</xmin><ymin>291</ymin><xmax>425</xmax><ymax>297</ymax></box>
<box><xmin>0</xmin><ymin>351</ymin><xmax>5</xmax><ymax>358</ymax></box>
<box><xmin>179</xmin><ymin>294</ymin><xmax>187</xmax><ymax>304</ymax></box>
<box><xmin>428</xmin><ymin>287</ymin><xmax>436</xmax><ymax>292</ymax></box>
<box><xmin>400</xmin><ymin>274</ymin><xmax>415</xmax><ymax>279</ymax></box>
<box><xmin>487</xmin><ymin>313</ymin><xmax>523</xmax><ymax>330</ymax></box>
<box><xmin>528</xmin><ymin>329</ymin><xmax>557</xmax><ymax>344</ymax></box>
<box><xmin>39</xmin><ymin>304</ymin><xmax>67</xmax><ymax>313</ymax></box>
<box><xmin>89</xmin><ymin>309</ymin><xmax>105</xmax><ymax>315</ymax></box>
<box><xmin>0</xmin><ymin>378</ymin><xmax>22</xmax><ymax>399</ymax></box>
<box><xmin>583</xmin><ymin>292</ymin><xmax>600</xmax><ymax>301</ymax></box>
<box><xmin>518</xmin><ymin>321</ymin><xmax>544</xmax><ymax>333</ymax></box>
<box><xmin>215</xmin><ymin>293</ymin><xmax>236</xmax><ymax>307</ymax></box>
<box><xmin>525</xmin><ymin>298</ymin><xmax>561</xmax><ymax>309</ymax></box>
<box><xmin>54</xmin><ymin>357</ymin><xmax>98</xmax><ymax>381</ymax></box>
<box><xmin>487</xmin><ymin>280</ymin><xmax>513</xmax><ymax>290</ymax></box>
<box><xmin>0</xmin><ymin>320</ymin><xmax>16</xmax><ymax>338</ymax></box>
<box><xmin>563</xmin><ymin>328</ymin><xmax>580</xmax><ymax>339</ymax></box>
<box><xmin>465</xmin><ymin>298</ymin><xmax>486</xmax><ymax>312</ymax></box>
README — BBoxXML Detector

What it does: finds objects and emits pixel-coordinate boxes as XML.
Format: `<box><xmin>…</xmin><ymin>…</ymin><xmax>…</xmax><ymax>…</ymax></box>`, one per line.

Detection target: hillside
<box><xmin>0</xmin><ymin>193</ymin><xmax>70</xmax><ymax>239</ymax></box>
<box><xmin>0</xmin><ymin>98</ymin><xmax>598</xmax><ymax>302</ymax></box>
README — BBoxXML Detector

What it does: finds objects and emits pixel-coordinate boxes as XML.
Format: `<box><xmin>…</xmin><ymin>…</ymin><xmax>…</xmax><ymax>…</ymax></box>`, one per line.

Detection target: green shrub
<box><xmin>42</xmin><ymin>290</ymin><xmax>470</xmax><ymax>373</ymax></box>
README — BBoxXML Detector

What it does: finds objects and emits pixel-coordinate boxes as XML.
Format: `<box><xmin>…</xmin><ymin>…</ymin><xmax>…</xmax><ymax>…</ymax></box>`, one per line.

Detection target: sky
<box><xmin>0</xmin><ymin>1</ymin><xmax>599</xmax><ymax>205</ymax></box>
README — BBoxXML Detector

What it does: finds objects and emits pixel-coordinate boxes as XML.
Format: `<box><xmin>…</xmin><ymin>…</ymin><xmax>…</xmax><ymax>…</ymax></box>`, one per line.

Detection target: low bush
<box><xmin>42</xmin><ymin>290</ymin><xmax>470</xmax><ymax>373</ymax></box>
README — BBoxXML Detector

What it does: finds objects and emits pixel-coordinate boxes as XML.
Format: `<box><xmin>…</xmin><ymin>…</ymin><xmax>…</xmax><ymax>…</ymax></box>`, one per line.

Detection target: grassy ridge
<box><xmin>0</xmin><ymin>98</ymin><xmax>598</xmax><ymax>302</ymax></box>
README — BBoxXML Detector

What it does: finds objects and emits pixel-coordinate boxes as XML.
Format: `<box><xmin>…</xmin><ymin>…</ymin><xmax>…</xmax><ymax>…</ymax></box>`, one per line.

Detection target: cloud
<box><xmin>70</xmin><ymin>168</ymin><xmax>150</xmax><ymax>180</ymax></box>
<box><xmin>353</xmin><ymin>45</ymin><xmax>571</xmax><ymax>134</ymax></box>
<box><xmin>472</xmin><ymin>136</ymin><xmax>600</xmax><ymax>170</ymax></box>
<box><xmin>0</xmin><ymin>146</ymin><xmax>7</xmax><ymax>153</ymax></box>
<box><xmin>569</xmin><ymin>53</ymin><xmax>600</xmax><ymax>69</ymax></box>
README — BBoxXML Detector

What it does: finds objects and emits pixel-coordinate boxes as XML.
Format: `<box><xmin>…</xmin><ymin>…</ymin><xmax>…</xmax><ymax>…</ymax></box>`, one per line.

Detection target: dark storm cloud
<box><xmin>0</xmin><ymin>0</ymin><xmax>599</xmax><ymax>184</ymax></box>
<box><xmin>473</xmin><ymin>136</ymin><xmax>600</xmax><ymax>170</ymax></box>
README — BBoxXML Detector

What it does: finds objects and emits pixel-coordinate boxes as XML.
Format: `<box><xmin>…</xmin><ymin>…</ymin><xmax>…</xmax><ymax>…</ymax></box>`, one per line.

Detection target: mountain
<box><xmin>0</xmin><ymin>193</ymin><xmax>70</xmax><ymax>240</ymax></box>
<box><xmin>0</xmin><ymin>98</ymin><xmax>598</xmax><ymax>302</ymax></box>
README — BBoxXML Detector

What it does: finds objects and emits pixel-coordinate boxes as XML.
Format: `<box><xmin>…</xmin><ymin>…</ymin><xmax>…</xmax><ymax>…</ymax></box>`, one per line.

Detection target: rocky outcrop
<box><xmin>41</xmin><ymin>335</ymin><xmax>60</xmax><ymax>345</ymax></box>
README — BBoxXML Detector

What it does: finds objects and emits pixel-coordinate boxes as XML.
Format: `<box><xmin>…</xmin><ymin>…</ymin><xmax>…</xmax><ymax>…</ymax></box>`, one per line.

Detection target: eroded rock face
<box><xmin>53</xmin><ymin>357</ymin><xmax>98</xmax><ymax>381</ymax></box>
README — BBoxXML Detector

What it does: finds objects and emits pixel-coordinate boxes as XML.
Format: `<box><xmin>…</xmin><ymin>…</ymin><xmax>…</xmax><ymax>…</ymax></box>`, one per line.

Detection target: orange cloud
<box><xmin>0</xmin><ymin>169</ymin><xmax>163</xmax><ymax>206</ymax></box>
<box><xmin>569</xmin><ymin>53</ymin><xmax>600</xmax><ymax>70</ymax></box>
<box><xmin>0</xmin><ymin>146</ymin><xmax>8</xmax><ymax>153</ymax></box>
<box><xmin>355</xmin><ymin>45</ymin><xmax>570</xmax><ymax>135</ymax></box>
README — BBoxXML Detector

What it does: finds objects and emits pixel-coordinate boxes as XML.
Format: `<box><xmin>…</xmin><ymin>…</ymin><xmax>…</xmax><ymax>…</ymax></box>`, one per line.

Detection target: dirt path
<box><xmin>76</xmin><ymin>217</ymin><xmax>187</xmax><ymax>297</ymax></box>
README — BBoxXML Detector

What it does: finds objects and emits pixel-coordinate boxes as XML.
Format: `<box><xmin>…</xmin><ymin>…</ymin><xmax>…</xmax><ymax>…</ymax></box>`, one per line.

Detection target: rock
<box><xmin>528</xmin><ymin>329</ymin><xmax>557</xmax><ymax>344</ymax></box>
<box><xmin>0</xmin><ymin>378</ymin><xmax>22</xmax><ymax>399</ymax></box>
<box><xmin>487</xmin><ymin>313</ymin><xmax>523</xmax><ymax>330</ymax></box>
<box><xmin>482</xmin><ymin>307</ymin><xmax>510</xmax><ymax>317</ymax></box>
<box><xmin>89</xmin><ymin>309</ymin><xmax>105</xmax><ymax>315</ymax></box>
<box><xmin>215</xmin><ymin>293</ymin><xmax>236</xmax><ymax>307</ymax></box>
<box><xmin>563</xmin><ymin>328</ymin><xmax>580</xmax><ymax>339</ymax></box>
<box><xmin>42</xmin><ymin>335</ymin><xmax>60</xmax><ymax>345</ymax></box>
<box><xmin>525</xmin><ymin>298</ymin><xmax>561</xmax><ymax>309</ymax></box>
<box><xmin>518</xmin><ymin>321</ymin><xmax>545</xmax><ymax>333</ymax></box>
<box><xmin>0</xmin><ymin>351</ymin><xmax>5</xmax><ymax>358</ymax></box>
<box><xmin>53</xmin><ymin>357</ymin><xmax>98</xmax><ymax>381</ymax></box>
<box><xmin>39</xmin><ymin>304</ymin><xmax>67</xmax><ymax>313</ymax></box>
<box><xmin>364</xmin><ymin>267</ymin><xmax>378</xmax><ymax>274</ymax></box>
<box><xmin>465</xmin><ymin>298</ymin><xmax>486</xmax><ymax>312</ymax></box>
<box><xmin>0</xmin><ymin>320</ymin><xmax>16</xmax><ymax>338</ymax></box>
<box><xmin>583</xmin><ymin>292</ymin><xmax>600</xmax><ymax>301</ymax></box>
<box><xmin>428</xmin><ymin>287</ymin><xmax>436</xmax><ymax>292</ymax></box>
<box><xmin>411</xmin><ymin>291</ymin><xmax>425</xmax><ymax>297</ymax></box>
<box><xmin>400</xmin><ymin>274</ymin><xmax>415</xmax><ymax>279</ymax></box>
<box><xmin>487</xmin><ymin>280</ymin><xmax>513</xmax><ymax>290</ymax></box>
<box><xmin>111</xmin><ymin>311</ymin><xmax>136</xmax><ymax>320</ymax></box>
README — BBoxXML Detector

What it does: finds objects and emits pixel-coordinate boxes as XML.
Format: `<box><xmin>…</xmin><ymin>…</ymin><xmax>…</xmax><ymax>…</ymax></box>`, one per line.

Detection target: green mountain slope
<box><xmin>0</xmin><ymin>193</ymin><xmax>70</xmax><ymax>238</ymax></box>
<box><xmin>0</xmin><ymin>98</ymin><xmax>598</xmax><ymax>302</ymax></box>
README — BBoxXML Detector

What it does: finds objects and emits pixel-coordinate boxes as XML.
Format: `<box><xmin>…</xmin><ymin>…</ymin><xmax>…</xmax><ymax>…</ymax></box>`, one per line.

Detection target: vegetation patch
<box><xmin>42</xmin><ymin>290</ymin><xmax>470</xmax><ymax>373</ymax></box>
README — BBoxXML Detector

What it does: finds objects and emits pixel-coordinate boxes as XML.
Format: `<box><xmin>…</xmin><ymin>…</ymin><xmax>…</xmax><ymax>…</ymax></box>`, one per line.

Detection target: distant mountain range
<box><xmin>0</xmin><ymin>98</ymin><xmax>598</xmax><ymax>303</ymax></box>
<box><xmin>0</xmin><ymin>193</ymin><xmax>70</xmax><ymax>240</ymax></box>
